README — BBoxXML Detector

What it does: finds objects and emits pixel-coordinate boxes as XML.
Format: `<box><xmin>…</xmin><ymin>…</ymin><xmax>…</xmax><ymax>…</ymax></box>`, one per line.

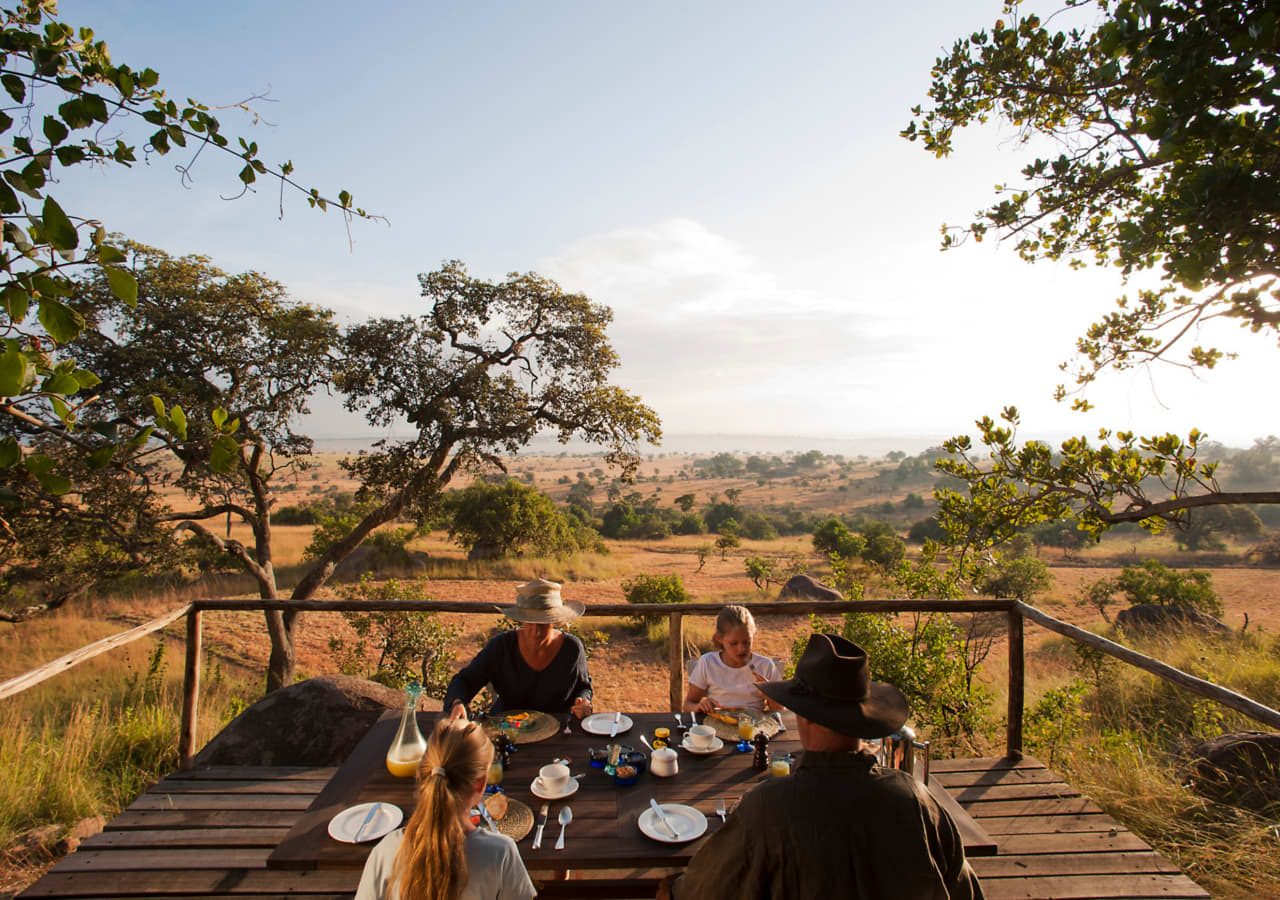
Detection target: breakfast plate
<box><xmin>638</xmin><ymin>803</ymin><xmax>708</xmax><ymax>843</ymax></box>
<box><xmin>581</xmin><ymin>712</ymin><xmax>633</xmax><ymax>736</ymax></box>
<box><xmin>328</xmin><ymin>801</ymin><xmax>403</xmax><ymax>843</ymax></box>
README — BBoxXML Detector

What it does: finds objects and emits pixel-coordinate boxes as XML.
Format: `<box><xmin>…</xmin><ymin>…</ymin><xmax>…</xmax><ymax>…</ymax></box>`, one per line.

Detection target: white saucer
<box><xmin>328</xmin><ymin>801</ymin><xmax>403</xmax><ymax>843</ymax></box>
<box><xmin>638</xmin><ymin>803</ymin><xmax>708</xmax><ymax>843</ymax></box>
<box><xmin>581</xmin><ymin>712</ymin><xmax>633</xmax><ymax>736</ymax></box>
<box><xmin>680</xmin><ymin>735</ymin><xmax>724</xmax><ymax>755</ymax></box>
<box><xmin>530</xmin><ymin>776</ymin><xmax>580</xmax><ymax>800</ymax></box>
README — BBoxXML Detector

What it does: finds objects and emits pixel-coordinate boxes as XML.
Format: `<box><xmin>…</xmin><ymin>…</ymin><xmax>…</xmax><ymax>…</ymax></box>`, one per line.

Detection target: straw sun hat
<box><xmin>498</xmin><ymin>578</ymin><xmax>585</xmax><ymax>624</ymax></box>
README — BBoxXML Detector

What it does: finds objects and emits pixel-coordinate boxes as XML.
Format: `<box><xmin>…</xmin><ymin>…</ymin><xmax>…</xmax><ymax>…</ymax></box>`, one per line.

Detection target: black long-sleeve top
<box><xmin>443</xmin><ymin>630</ymin><xmax>592</xmax><ymax>715</ymax></box>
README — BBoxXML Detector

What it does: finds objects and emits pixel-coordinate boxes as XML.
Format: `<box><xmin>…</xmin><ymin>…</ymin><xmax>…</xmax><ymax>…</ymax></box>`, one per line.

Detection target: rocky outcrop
<box><xmin>1186</xmin><ymin>732</ymin><xmax>1280</xmax><ymax>811</ymax></box>
<box><xmin>193</xmin><ymin>676</ymin><xmax>405</xmax><ymax>767</ymax></box>
<box><xmin>778</xmin><ymin>574</ymin><xmax>843</xmax><ymax>603</ymax></box>
<box><xmin>1114</xmin><ymin>603</ymin><xmax>1230</xmax><ymax>636</ymax></box>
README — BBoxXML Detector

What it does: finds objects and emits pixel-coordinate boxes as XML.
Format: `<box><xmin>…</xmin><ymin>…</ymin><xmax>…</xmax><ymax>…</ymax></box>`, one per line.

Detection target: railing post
<box><xmin>179</xmin><ymin>607</ymin><xmax>203</xmax><ymax>770</ymax></box>
<box><xmin>668</xmin><ymin>612</ymin><xmax>684</xmax><ymax>712</ymax></box>
<box><xmin>1006</xmin><ymin>606</ymin><xmax>1024</xmax><ymax>760</ymax></box>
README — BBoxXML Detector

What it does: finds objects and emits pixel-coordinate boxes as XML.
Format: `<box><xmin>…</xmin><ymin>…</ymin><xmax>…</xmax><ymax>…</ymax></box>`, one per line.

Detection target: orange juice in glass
<box><xmin>737</xmin><ymin>714</ymin><xmax>757</xmax><ymax>741</ymax></box>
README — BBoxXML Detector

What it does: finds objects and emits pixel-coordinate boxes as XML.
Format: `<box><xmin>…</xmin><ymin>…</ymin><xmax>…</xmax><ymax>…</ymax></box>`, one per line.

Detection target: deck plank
<box><xmin>16</xmin><ymin>755</ymin><xmax>1211</xmax><ymax>899</ymax></box>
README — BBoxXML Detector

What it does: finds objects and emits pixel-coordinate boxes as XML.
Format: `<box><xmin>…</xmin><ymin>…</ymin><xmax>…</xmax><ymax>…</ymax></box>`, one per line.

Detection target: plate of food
<box><xmin>471</xmin><ymin>791</ymin><xmax>535</xmax><ymax>842</ymax></box>
<box><xmin>482</xmin><ymin>710</ymin><xmax>559</xmax><ymax>744</ymax></box>
<box><xmin>702</xmin><ymin>708</ymin><xmax>782</xmax><ymax>743</ymax></box>
<box><xmin>638</xmin><ymin>802</ymin><xmax>708</xmax><ymax>843</ymax></box>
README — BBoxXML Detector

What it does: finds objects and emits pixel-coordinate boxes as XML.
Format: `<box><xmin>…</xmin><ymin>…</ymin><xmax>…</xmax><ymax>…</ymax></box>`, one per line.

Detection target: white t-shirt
<box><xmin>355</xmin><ymin>825</ymin><xmax>536</xmax><ymax>900</ymax></box>
<box><xmin>687</xmin><ymin>651</ymin><xmax>781</xmax><ymax>712</ymax></box>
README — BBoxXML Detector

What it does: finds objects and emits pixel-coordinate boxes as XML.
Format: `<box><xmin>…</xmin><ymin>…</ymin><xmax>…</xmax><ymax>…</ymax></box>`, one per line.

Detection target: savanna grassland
<box><xmin>3</xmin><ymin>449</ymin><xmax>1280</xmax><ymax>896</ymax></box>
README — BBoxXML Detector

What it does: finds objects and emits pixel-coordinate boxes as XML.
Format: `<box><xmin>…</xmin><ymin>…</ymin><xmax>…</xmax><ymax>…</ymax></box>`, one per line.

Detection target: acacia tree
<box><xmin>0</xmin><ymin>0</ymin><xmax>370</xmax><ymax>542</ymax></box>
<box><xmin>904</xmin><ymin>0</ymin><xmax>1280</xmax><ymax>548</ymax></box>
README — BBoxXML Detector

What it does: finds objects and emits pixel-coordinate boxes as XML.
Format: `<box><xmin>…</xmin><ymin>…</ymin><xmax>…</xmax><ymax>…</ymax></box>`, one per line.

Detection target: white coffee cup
<box><xmin>651</xmin><ymin>747</ymin><xmax>678</xmax><ymax>777</ymax></box>
<box><xmin>537</xmin><ymin>763</ymin><xmax>570</xmax><ymax>793</ymax></box>
<box><xmin>688</xmin><ymin>724</ymin><xmax>716</xmax><ymax>750</ymax></box>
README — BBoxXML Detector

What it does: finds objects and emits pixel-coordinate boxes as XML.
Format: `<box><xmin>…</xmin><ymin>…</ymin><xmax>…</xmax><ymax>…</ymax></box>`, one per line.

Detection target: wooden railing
<box><xmin>4</xmin><ymin>597</ymin><xmax>1280</xmax><ymax>770</ymax></box>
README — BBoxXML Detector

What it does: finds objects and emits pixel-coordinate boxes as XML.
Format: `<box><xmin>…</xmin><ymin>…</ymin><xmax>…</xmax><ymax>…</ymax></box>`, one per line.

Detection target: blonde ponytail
<box><xmin>391</xmin><ymin>718</ymin><xmax>493</xmax><ymax>900</ymax></box>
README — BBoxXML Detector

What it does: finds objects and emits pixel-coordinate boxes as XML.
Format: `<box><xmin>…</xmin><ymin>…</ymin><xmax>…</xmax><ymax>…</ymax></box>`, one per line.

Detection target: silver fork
<box><xmin>715</xmin><ymin>797</ymin><xmax>727</xmax><ymax>823</ymax></box>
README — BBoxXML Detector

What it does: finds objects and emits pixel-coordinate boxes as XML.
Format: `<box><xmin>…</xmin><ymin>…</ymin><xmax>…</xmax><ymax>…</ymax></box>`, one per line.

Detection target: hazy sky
<box><xmin>54</xmin><ymin>1</ymin><xmax>1278</xmax><ymax>449</ymax></box>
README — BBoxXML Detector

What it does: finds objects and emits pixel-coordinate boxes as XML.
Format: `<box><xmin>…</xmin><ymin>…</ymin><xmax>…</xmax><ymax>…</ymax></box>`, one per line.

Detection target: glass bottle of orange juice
<box><xmin>386</xmin><ymin>683</ymin><xmax>426</xmax><ymax>777</ymax></box>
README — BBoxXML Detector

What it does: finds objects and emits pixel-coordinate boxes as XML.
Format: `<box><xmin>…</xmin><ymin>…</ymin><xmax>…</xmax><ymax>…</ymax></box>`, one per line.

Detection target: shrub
<box><xmin>744</xmin><ymin>556</ymin><xmax>777</xmax><ymax>590</ymax></box>
<box><xmin>327</xmin><ymin>576</ymin><xmax>461</xmax><ymax>696</ymax></box>
<box><xmin>1115</xmin><ymin>560</ymin><xmax>1223</xmax><ymax>617</ymax></box>
<box><xmin>445</xmin><ymin>479</ymin><xmax>587</xmax><ymax>558</ymax></box>
<box><xmin>622</xmin><ymin>573</ymin><xmax>692</xmax><ymax>607</ymax></box>
<box><xmin>1024</xmin><ymin>680</ymin><xmax>1089</xmax><ymax>766</ymax></box>
<box><xmin>812</xmin><ymin>517</ymin><xmax>865</xmax><ymax>558</ymax></box>
<box><xmin>739</xmin><ymin>512</ymin><xmax>778</xmax><ymax>541</ymax></box>
<box><xmin>975</xmin><ymin>554</ymin><xmax>1053</xmax><ymax>602</ymax></box>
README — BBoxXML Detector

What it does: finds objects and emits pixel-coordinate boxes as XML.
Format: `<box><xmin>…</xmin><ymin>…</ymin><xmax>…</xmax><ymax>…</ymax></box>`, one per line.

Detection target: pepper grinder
<box><xmin>751</xmin><ymin>731</ymin><xmax>770</xmax><ymax>771</ymax></box>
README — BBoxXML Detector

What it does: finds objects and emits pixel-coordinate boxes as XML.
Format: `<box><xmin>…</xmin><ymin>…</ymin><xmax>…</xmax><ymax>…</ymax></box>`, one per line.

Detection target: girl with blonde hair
<box><xmin>683</xmin><ymin>605</ymin><xmax>782</xmax><ymax>715</ymax></box>
<box><xmin>356</xmin><ymin>718</ymin><xmax>535</xmax><ymax>900</ymax></box>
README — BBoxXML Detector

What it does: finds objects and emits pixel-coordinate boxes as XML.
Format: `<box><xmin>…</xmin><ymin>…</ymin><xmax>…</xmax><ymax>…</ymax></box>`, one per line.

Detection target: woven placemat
<box><xmin>482</xmin><ymin>710</ymin><xmax>560</xmax><ymax>745</ymax></box>
<box><xmin>488</xmin><ymin>797</ymin><xmax>534</xmax><ymax>842</ymax></box>
<box><xmin>701</xmin><ymin>709</ymin><xmax>782</xmax><ymax>744</ymax></box>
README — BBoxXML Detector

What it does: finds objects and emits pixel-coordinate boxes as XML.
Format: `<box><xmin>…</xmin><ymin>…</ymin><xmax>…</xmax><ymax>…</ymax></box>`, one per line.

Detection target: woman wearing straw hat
<box><xmin>443</xmin><ymin>579</ymin><xmax>593</xmax><ymax>719</ymax></box>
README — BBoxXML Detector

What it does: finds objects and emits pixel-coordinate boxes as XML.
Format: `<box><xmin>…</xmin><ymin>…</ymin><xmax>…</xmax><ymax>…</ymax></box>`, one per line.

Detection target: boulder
<box><xmin>778</xmin><ymin>574</ymin><xmax>843</xmax><ymax>603</ymax></box>
<box><xmin>57</xmin><ymin>815</ymin><xmax>105</xmax><ymax>854</ymax></box>
<box><xmin>193</xmin><ymin>675</ymin><xmax>405</xmax><ymax>767</ymax></box>
<box><xmin>1114</xmin><ymin>603</ymin><xmax>1230</xmax><ymax>636</ymax></box>
<box><xmin>1186</xmin><ymin>732</ymin><xmax>1280</xmax><ymax>811</ymax></box>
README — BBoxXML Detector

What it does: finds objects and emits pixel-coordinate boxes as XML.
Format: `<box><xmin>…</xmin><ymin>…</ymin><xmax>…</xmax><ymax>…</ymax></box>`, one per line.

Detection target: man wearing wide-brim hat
<box><xmin>662</xmin><ymin>633</ymin><xmax>984</xmax><ymax>899</ymax></box>
<box><xmin>443</xmin><ymin>578</ymin><xmax>594</xmax><ymax>719</ymax></box>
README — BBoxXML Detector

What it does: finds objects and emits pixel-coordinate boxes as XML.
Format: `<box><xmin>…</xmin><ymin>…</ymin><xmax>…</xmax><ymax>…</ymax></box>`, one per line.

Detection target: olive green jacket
<box><xmin>673</xmin><ymin>750</ymin><xmax>984</xmax><ymax>900</ymax></box>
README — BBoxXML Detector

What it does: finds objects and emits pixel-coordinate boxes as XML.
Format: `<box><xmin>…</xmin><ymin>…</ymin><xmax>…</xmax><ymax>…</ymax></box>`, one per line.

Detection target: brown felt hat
<box><xmin>497</xmin><ymin>578</ymin><xmax>585</xmax><ymax>624</ymax></box>
<box><xmin>757</xmin><ymin>633</ymin><xmax>909</xmax><ymax>739</ymax></box>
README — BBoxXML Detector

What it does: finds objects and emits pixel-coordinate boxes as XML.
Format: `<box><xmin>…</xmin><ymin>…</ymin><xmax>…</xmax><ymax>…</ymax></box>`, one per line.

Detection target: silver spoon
<box><xmin>673</xmin><ymin>712</ymin><xmax>685</xmax><ymax>729</ymax></box>
<box><xmin>554</xmin><ymin>806</ymin><xmax>572</xmax><ymax>850</ymax></box>
<box><xmin>640</xmin><ymin>734</ymin><xmax>654</xmax><ymax>751</ymax></box>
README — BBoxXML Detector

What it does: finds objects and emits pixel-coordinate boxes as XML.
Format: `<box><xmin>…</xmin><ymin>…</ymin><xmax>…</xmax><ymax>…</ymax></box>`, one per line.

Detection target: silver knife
<box><xmin>531</xmin><ymin>802</ymin><xmax>550</xmax><ymax>849</ymax></box>
<box><xmin>608</xmin><ymin>710</ymin><xmax>622</xmax><ymax>738</ymax></box>
<box><xmin>773</xmin><ymin>711</ymin><xmax>787</xmax><ymax>733</ymax></box>
<box><xmin>649</xmin><ymin>798</ymin><xmax>680</xmax><ymax>840</ymax></box>
<box><xmin>479</xmin><ymin>801</ymin><xmax>499</xmax><ymax>834</ymax></box>
<box><xmin>352</xmin><ymin>802</ymin><xmax>382</xmax><ymax>843</ymax></box>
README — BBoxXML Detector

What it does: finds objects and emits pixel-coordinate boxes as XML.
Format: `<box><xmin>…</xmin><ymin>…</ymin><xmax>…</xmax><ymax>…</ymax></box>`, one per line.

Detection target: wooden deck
<box><xmin>17</xmin><ymin>756</ymin><xmax>1209</xmax><ymax>900</ymax></box>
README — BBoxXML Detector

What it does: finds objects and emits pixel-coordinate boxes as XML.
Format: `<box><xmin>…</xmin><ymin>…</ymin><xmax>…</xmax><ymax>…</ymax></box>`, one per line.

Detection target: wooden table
<box><xmin>268</xmin><ymin>711</ymin><xmax>995</xmax><ymax>875</ymax></box>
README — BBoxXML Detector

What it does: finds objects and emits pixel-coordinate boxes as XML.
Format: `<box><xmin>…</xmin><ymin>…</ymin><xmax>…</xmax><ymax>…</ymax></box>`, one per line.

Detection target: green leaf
<box><xmin>1</xmin><ymin>74</ymin><xmax>24</xmax><ymax>103</ymax></box>
<box><xmin>42</xmin><ymin>115</ymin><xmax>68</xmax><ymax>145</ymax></box>
<box><xmin>49</xmin><ymin>394</ymin><xmax>71</xmax><ymax>423</ymax></box>
<box><xmin>24</xmin><ymin>454</ymin><xmax>55</xmax><ymax>476</ymax></box>
<box><xmin>0</xmin><ymin>437</ymin><xmax>21</xmax><ymax>468</ymax></box>
<box><xmin>0</xmin><ymin>348</ymin><xmax>33</xmax><ymax>396</ymax></box>
<box><xmin>42</xmin><ymin>371</ymin><xmax>79</xmax><ymax>395</ymax></box>
<box><xmin>88</xmin><ymin>445</ymin><xmax>115</xmax><ymax>470</ymax></box>
<box><xmin>73</xmin><ymin>368</ymin><xmax>101</xmax><ymax>389</ymax></box>
<box><xmin>37</xmin><ymin>297</ymin><xmax>84</xmax><ymax>344</ymax></box>
<box><xmin>97</xmin><ymin>244</ymin><xmax>126</xmax><ymax>264</ymax></box>
<box><xmin>210</xmin><ymin>434</ymin><xmax>241</xmax><ymax>473</ymax></box>
<box><xmin>3</xmin><ymin>285</ymin><xmax>30</xmax><ymax>323</ymax></box>
<box><xmin>169</xmin><ymin>404</ymin><xmax>187</xmax><ymax>440</ymax></box>
<box><xmin>150</xmin><ymin>395</ymin><xmax>165</xmax><ymax>418</ymax></box>
<box><xmin>35</xmin><ymin>470</ymin><xmax>72</xmax><ymax>495</ymax></box>
<box><xmin>105</xmin><ymin>267</ymin><xmax>138</xmax><ymax>306</ymax></box>
<box><xmin>211</xmin><ymin>406</ymin><xmax>227</xmax><ymax>430</ymax></box>
<box><xmin>41</xmin><ymin>196</ymin><xmax>78</xmax><ymax>251</ymax></box>
<box><xmin>239</xmin><ymin>163</ymin><xmax>256</xmax><ymax>185</ymax></box>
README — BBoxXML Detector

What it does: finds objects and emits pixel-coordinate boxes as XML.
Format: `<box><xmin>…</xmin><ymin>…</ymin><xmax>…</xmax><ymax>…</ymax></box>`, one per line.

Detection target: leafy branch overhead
<box><xmin>935</xmin><ymin>408</ymin><xmax>1280</xmax><ymax>552</ymax></box>
<box><xmin>0</xmin><ymin>0</ymin><xmax>376</xmax><ymax>508</ymax></box>
<box><xmin>904</xmin><ymin>0</ymin><xmax>1279</xmax><ymax>397</ymax></box>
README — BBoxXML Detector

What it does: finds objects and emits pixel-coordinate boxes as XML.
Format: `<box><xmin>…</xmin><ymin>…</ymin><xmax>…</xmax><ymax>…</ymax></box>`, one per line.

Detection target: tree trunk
<box><xmin>264</xmin><ymin>611</ymin><xmax>297</xmax><ymax>693</ymax></box>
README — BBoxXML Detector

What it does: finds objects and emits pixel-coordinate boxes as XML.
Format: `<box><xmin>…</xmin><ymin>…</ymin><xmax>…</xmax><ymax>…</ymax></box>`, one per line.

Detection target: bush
<box><xmin>800</xmin><ymin>612</ymin><xmax>987</xmax><ymax>749</ymax></box>
<box><xmin>975</xmin><ymin>554</ymin><xmax>1053</xmax><ymax>602</ymax></box>
<box><xmin>622</xmin><ymin>573</ymin><xmax>692</xmax><ymax>607</ymax></box>
<box><xmin>674</xmin><ymin>512</ymin><xmax>707</xmax><ymax>535</ymax></box>
<box><xmin>1024</xmin><ymin>680</ymin><xmax>1089</xmax><ymax>766</ymax></box>
<box><xmin>1116</xmin><ymin>560</ymin><xmax>1223</xmax><ymax>617</ymax></box>
<box><xmin>445</xmin><ymin>479</ymin><xmax>587</xmax><ymax>558</ymax></box>
<box><xmin>327</xmin><ymin>576</ymin><xmax>461</xmax><ymax>696</ymax></box>
<box><xmin>812</xmin><ymin>517</ymin><xmax>865</xmax><ymax>558</ymax></box>
<box><xmin>739</xmin><ymin>512</ymin><xmax>778</xmax><ymax>541</ymax></box>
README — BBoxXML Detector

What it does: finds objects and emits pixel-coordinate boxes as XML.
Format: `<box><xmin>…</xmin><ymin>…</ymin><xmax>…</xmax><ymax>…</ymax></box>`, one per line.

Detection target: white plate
<box><xmin>638</xmin><ymin>803</ymin><xmax>708</xmax><ymax>843</ymax></box>
<box><xmin>328</xmin><ymin>801</ymin><xmax>403</xmax><ymax>844</ymax></box>
<box><xmin>680</xmin><ymin>735</ymin><xmax>725</xmax><ymax>755</ymax></box>
<box><xmin>530</xmin><ymin>776</ymin><xmax>580</xmax><ymax>801</ymax></box>
<box><xmin>581</xmin><ymin>712</ymin><xmax>633</xmax><ymax>736</ymax></box>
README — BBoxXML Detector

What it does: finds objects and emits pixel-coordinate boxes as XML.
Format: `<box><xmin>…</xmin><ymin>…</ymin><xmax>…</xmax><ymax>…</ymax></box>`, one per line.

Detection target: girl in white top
<box><xmin>355</xmin><ymin>717</ymin><xmax>535</xmax><ymax>900</ymax></box>
<box><xmin>682</xmin><ymin>605</ymin><xmax>782</xmax><ymax>714</ymax></box>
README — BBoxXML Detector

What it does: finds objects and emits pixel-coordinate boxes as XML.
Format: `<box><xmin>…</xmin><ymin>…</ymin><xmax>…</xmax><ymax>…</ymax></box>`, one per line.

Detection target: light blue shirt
<box><xmin>355</xmin><ymin>825</ymin><xmax>536</xmax><ymax>900</ymax></box>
